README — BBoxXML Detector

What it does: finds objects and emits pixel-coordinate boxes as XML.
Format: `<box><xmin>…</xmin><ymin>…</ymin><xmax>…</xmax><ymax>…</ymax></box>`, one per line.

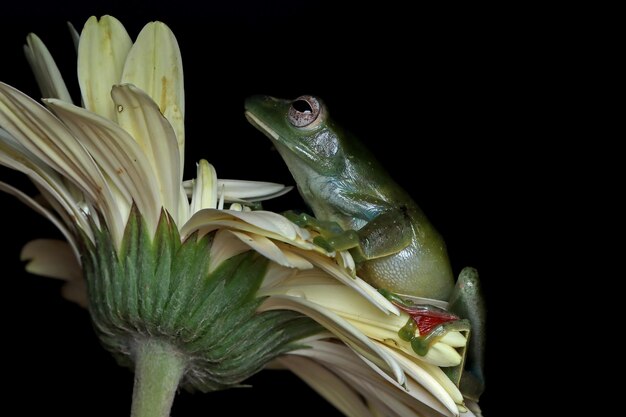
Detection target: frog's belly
<box><xmin>357</xmin><ymin>237</ymin><xmax>454</xmax><ymax>300</ymax></box>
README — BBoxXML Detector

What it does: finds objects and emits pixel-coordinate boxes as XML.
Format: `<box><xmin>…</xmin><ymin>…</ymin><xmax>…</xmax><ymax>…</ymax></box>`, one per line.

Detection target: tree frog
<box><xmin>245</xmin><ymin>95</ymin><xmax>454</xmax><ymax>300</ymax></box>
<box><xmin>245</xmin><ymin>95</ymin><xmax>485</xmax><ymax>397</ymax></box>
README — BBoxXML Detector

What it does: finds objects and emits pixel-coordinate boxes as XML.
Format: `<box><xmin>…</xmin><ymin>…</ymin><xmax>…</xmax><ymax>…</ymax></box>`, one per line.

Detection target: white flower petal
<box><xmin>21</xmin><ymin>239</ymin><xmax>81</xmax><ymax>281</ymax></box>
<box><xmin>24</xmin><ymin>33</ymin><xmax>72</xmax><ymax>102</ymax></box>
<box><xmin>61</xmin><ymin>279</ymin><xmax>89</xmax><ymax>308</ymax></box>
<box><xmin>0</xmin><ymin>82</ymin><xmax>108</xmax><ymax>206</ymax></box>
<box><xmin>260</xmin><ymin>262</ymin><xmax>297</xmax><ymax>290</ymax></box>
<box><xmin>397</xmin><ymin>293</ymin><xmax>449</xmax><ymax>310</ymax></box>
<box><xmin>190</xmin><ymin>159</ymin><xmax>218</xmax><ymax>214</ymax></box>
<box><xmin>259</xmin><ymin>295</ymin><xmax>406</xmax><ymax>387</ymax></box>
<box><xmin>276</xmin><ymin>355</ymin><xmax>375</xmax><ymax>417</ymax></box>
<box><xmin>276</xmin><ymin>245</ymin><xmax>400</xmax><ymax>315</ymax></box>
<box><xmin>0</xmin><ymin>181</ymin><xmax>80</xmax><ymax>256</ymax></box>
<box><xmin>220</xmin><ymin>210</ymin><xmax>301</xmax><ymax>240</ymax></box>
<box><xmin>67</xmin><ymin>22</ymin><xmax>80</xmax><ymax>51</ymax></box>
<box><xmin>121</xmin><ymin>21</ymin><xmax>184</xmax><ymax>167</ymax></box>
<box><xmin>217</xmin><ymin>179</ymin><xmax>292</xmax><ymax>202</ymax></box>
<box><xmin>111</xmin><ymin>84</ymin><xmax>186</xmax><ymax>225</ymax></box>
<box><xmin>228</xmin><ymin>230</ymin><xmax>313</xmax><ymax>269</ymax></box>
<box><xmin>290</xmin><ymin>340</ymin><xmax>457</xmax><ymax>417</ymax></box>
<box><xmin>0</xmin><ymin>128</ymin><xmax>92</xmax><ymax>237</ymax></box>
<box><xmin>261</xmin><ymin>279</ymin><xmax>407</xmax><ymax>331</ymax></box>
<box><xmin>208</xmin><ymin>229</ymin><xmax>252</xmax><ymax>273</ymax></box>
<box><xmin>182</xmin><ymin>209</ymin><xmax>302</xmax><ymax>242</ymax></box>
<box><xmin>373</xmin><ymin>340</ymin><xmax>463</xmax><ymax>414</ymax></box>
<box><xmin>78</xmin><ymin>15</ymin><xmax>132</xmax><ymax>120</ymax></box>
<box><xmin>44</xmin><ymin>98</ymin><xmax>165</xmax><ymax>241</ymax></box>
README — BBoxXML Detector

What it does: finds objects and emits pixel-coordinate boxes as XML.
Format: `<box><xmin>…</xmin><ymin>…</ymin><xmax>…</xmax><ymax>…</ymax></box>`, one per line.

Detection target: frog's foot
<box><xmin>379</xmin><ymin>288</ymin><xmax>470</xmax><ymax>356</ymax></box>
<box><xmin>449</xmin><ymin>267</ymin><xmax>486</xmax><ymax>401</ymax></box>
<box><xmin>284</xmin><ymin>210</ymin><xmax>360</xmax><ymax>251</ymax></box>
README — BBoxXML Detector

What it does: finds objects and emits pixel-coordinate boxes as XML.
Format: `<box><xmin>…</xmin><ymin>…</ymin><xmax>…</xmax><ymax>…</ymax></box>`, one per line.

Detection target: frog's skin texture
<box><xmin>245</xmin><ymin>95</ymin><xmax>454</xmax><ymax>300</ymax></box>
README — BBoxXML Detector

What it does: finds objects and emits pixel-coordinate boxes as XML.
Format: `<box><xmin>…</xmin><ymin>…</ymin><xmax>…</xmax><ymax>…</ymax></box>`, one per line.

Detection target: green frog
<box><xmin>245</xmin><ymin>95</ymin><xmax>454</xmax><ymax>300</ymax></box>
<box><xmin>245</xmin><ymin>95</ymin><xmax>484</xmax><ymax>397</ymax></box>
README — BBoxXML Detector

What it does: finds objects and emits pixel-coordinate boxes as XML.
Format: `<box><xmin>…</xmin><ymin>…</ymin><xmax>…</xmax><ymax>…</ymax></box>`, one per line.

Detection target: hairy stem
<box><xmin>130</xmin><ymin>339</ymin><xmax>186</xmax><ymax>417</ymax></box>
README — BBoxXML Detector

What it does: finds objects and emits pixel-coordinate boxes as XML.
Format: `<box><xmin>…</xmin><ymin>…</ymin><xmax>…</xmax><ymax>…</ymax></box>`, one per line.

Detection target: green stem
<box><xmin>130</xmin><ymin>339</ymin><xmax>186</xmax><ymax>417</ymax></box>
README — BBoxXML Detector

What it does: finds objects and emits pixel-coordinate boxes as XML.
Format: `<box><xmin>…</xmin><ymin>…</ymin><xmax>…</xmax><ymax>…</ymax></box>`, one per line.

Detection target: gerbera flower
<box><xmin>0</xmin><ymin>15</ymin><xmax>479</xmax><ymax>417</ymax></box>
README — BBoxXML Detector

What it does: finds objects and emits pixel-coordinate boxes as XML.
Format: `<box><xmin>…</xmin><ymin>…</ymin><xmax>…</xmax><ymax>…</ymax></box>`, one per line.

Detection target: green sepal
<box><xmin>81</xmin><ymin>205</ymin><xmax>322</xmax><ymax>391</ymax></box>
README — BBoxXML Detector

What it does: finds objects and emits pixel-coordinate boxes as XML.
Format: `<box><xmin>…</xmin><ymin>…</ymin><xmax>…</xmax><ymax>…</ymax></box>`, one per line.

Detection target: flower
<box><xmin>1</xmin><ymin>16</ymin><xmax>480</xmax><ymax>417</ymax></box>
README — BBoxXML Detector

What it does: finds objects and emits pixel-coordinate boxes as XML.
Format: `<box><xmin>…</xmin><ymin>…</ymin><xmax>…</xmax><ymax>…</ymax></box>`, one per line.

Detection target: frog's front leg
<box><xmin>287</xmin><ymin>207</ymin><xmax>414</xmax><ymax>260</ymax></box>
<box><xmin>449</xmin><ymin>267</ymin><xmax>486</xmax><ymax>401</ymax></box>
<box><xmin>350</xmin><ymin>206</ymin><xmax>414</xmax><ymax>261</ymax></box>
<box><xmin>284</xmin><ymin>211</ymin><xmax>361</xmax><ymax>251</ymax></box>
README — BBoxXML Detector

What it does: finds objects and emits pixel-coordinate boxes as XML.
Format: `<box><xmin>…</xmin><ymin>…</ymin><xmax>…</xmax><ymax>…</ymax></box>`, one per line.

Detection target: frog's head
<box><xmin>245</xmin><ymin>95</ymin><xmax>344</xmax><ymax>176</ymax></box>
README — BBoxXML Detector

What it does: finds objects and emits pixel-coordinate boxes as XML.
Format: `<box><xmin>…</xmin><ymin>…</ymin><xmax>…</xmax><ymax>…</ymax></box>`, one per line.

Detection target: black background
<box><xmin>0</xmin><ymin>1</ymin><xmax>535</xmax><ymax>415</ymax></box>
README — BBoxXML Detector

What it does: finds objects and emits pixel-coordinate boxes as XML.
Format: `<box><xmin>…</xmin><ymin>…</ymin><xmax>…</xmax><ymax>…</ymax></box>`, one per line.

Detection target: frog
<box><xmin>245</xmin><ymin>95</ymin><xmax>484</xmax><ymax>397</ymax></box>
<box><xmin>245</xmin><ymin>95</ymin><xmax>454</xmax><ymax>300</ymax></box>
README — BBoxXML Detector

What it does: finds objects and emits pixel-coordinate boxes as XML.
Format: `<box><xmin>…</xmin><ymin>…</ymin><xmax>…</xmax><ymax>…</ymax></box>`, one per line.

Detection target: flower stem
<box><xmin>130</xmin><ymin>339</ymin><xmax>186</xmax><ymax>417</ymax></box>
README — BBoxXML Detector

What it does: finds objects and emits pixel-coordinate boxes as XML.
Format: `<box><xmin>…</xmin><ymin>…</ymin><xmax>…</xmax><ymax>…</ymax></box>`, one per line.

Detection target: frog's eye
<box><xmin>288</xmin><ymin>95</ymin><xmax>322</xmax><ymax>128</ymax></box>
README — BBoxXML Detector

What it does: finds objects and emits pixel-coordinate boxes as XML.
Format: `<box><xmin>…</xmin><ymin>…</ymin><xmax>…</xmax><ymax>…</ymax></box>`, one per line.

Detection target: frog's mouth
<box><xmin>244</xmin><ymin>111</ymin><xmax>279</xmax><ymax>141</ymax></box>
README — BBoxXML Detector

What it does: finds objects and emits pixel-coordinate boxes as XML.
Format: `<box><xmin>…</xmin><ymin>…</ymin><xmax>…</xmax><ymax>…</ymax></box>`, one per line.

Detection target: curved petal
<box><xmin>217</xmin><ymin>179</ymin><xmax>292</xmax><ymax>202</ymax></box>
<box><xmin>24</xmin><ymin>33</ymin><xmax>72</xmax><ymax>102</ymax></box>
<box><xmin>0</xmin><ymin>181</ymin><xmax>80</xmax><ymax>256</ymax></box>
<box><xmin>190</xmin><ymin>159</ymin><xmax>217</xmax><ymax>214</ymax></box>
<box><xmin>0</xmin><ymin>82</ymin><xmax>109</xmax><ymax>206</ymax></box>
<box><xmin>275</xmin><ymin>245</ymin><xmax>399</xmax><ymax>315</ymax></box>
<box><xmin>228</xmin><ymin>230</ymin><xmax>313</xmax><ymax>269</ymax></box>
<box><xmin>121</xmin><ymin>21</ymin><xmax>184</xmax><ymax>167</ymax></box>
<box><xmin>78</xmin><ymin>15</ymin><xmax>132</xmax><ymax>120</ymax></box>
<box><xmin>289</xmin><ymin>340</ymin><xmax>458</xmax><ymax>417</ymax></box>
<box><xmin>111</xmin><ymin>84</ymin><xmax>186</xmax><ymax>225</ymax></box>
<box><xmin>21</xmin><ymin>239</ymin><xmax>81</xmax><ymax>281</ymax></box>
<box><xmin>183</xmin><ymin>178</ymin><xmax>293</xmax><ymax>203</ymax></box>
<box><xmin>259</xmin><ymin>295</ymin><xmax>406</xmax><ymax>387</ymax></box>
<box><xmin>0</xmin><ymin>127</ymin><xmax>93</xmax><ymax>238</ymax></box>
<box><xmin>45</xmin><ymin>98</ymin><xmax>163</xmax><ymax>239</ymax></box>
<box><xmin>374</xmin><ymin>341</ymin><xmax>464</xmax><ymax>413</ymax></box>
<box><xmin>275</xmin><ymin>355</ymin><xmax>375</xmax><ymax>417</ymax></box>
<box><xmin>20</xmin><ymin>238</ymin><xmax>88</xmax><ymax>308</ymax></box>
<box><xmin>182</xmin><ymin>208</ymin><xmax>307</xmax><ymax>242</ymax></box>
<box><xmin>61</xmin><ymin>279</ymin><xmax>89</xmax><ymax>308</ymax></box>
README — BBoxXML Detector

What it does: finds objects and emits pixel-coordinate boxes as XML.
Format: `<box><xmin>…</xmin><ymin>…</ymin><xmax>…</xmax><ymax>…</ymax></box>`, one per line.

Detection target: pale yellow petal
<box><xmin>217</xmin><ymin>179</ymin><xmax>292</xmax><ymax>202</ymax></box>
<box><xmin>259</xmin><ymin>295</ymin><xmax>406</xmax><ymax>386</ymax></box>
<box><xmin>261</xmin><ymin>279</ymin><xmax>407</xmax><ymax>331</ymax></box>
<box><xmin>111</xmin><ymin>84</ymin><xmax>185</xmax><ymax>224</ymax></box>
<box><xmin>0</xmin><ymin>128</ymin><xmax>93</xmax><ymax>239</ymax></box>
<box><xmin>0</xmin><ymin>181</ymin><xmax>82</xmax><ymax>253</ymax></box>
<box><xmin>182</xmin><ymin>209</ymin><xmax>303</xmax><ymax>242</ymax></box>
<box><xmin>373</xmin><ymin>341</ymin><xmax>463</xmax><ymax>413</ymax></box>
<box><xmin>291</xmin><ymin>340</ymin><xmax>456</xmax><ymax>417</ymax></box>
<box><xmin>190</xmin><ymin>159</ymin><xmax>218</xmax><ymax>214</ymax></box>
<box><xmin>61</xmin><ymin>279</ymin><xmax>89</xmax><ymax>308</ymax></box>
<box><xmin>208</xmin><ymin>229</ymin><xmax>251</xmax><ymax>273</ymax></box>
<box><xmin>276</xmin><ymin>245</ymin><xmax>399</xmax><ymax>315</ymax></box>
<box><xmin>228</xmin><ymin>230</ymin><xmax>313</xmax><ymax>269</ymax></box>
<box><xmin>67</xmin><ymin>22</ymin><xmax>80</xmax><ymax>50</ymax></box>
<box><xmin>24</xmin><ymin>33</ymin><xmax>72</xmax><ymax>102</ymax></box>
<box><xmin>0</xmin><ymin>82</ymin><xmax>109</xmax><ymax>206</ymax></box>
<box><xmin>44</xmin><ymin>98</ymin><xmax>162</xmax><ymax>240</ymax></box>
<box><xmin>20</xmin><ymin>239</ymin><xmax>81</xmax><ymax>281</ymax></box>
<box><xmin>276</xmin><ymin>355</ymin><xmax>375</xmax><ymax>417</ymax></box>
<box><xmin>121</xmin><ymin>21</ymin><xmax>184</xmax><ymax>167</ymax></box>
<box><xmin>77</xmin><ymin>15</ymin><xmax>132</xmax><ymax>120</ymax></box>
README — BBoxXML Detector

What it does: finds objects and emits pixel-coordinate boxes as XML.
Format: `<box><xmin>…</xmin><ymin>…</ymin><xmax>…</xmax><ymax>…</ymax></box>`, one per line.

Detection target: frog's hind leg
<box><xmin>449</xmin><ymin>267</ymin><xmax>486</xmax><ymax>401</ymax></box>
